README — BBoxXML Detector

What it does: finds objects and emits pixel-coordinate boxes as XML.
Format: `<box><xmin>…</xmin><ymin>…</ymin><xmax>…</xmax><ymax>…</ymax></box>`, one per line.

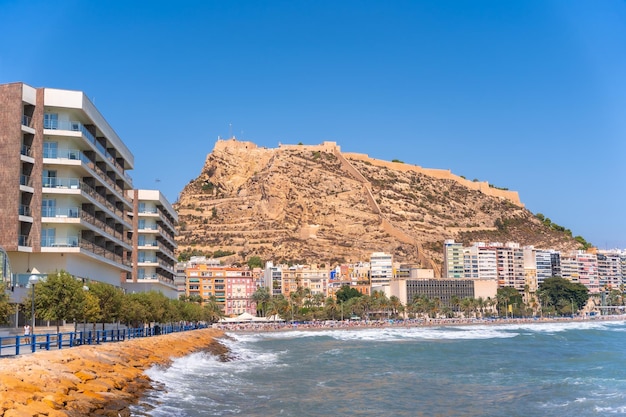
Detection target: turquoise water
<box><xmin>134</xmin><ymin>320</ymin><xmax>626</xmax><ymax>416</ymax></box>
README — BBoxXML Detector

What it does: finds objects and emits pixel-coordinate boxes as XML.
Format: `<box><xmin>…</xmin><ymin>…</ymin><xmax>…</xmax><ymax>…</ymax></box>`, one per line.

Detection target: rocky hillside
<box><xmin>174</xmin><ymin>139</ymin><xmax>580</xmax><ymax>274</ymax></box>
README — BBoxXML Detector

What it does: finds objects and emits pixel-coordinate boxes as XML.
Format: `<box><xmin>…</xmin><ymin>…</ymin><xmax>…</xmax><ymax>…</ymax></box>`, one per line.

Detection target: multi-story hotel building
<box><xmin>124</xmin><ymin>189</ymin><xmax>178</xmax><ymax>298</ymax></box>
<box><xmin>0</xmin><ymin>82</ymin><xmax>134</xmax><ymax>287</ymax></box>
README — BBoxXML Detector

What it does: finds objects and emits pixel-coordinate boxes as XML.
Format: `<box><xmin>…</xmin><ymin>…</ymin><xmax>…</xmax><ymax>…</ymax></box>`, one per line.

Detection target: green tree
<box><xmin>335</xmin><ymin>285</ymin><xmax>362</xmax><ymax>303</ymax></box>
<box><xmin>538</xmin><ymin>276</ymin><xmax>589</xmax><ymax>316</ymax></box>
<box><xmin>0</xmin><ymin>291</ymin><xmax>15</xmax><ymax>325</ymax></box>
<box><xmin>496</xmin><ymin>287</ymin><xmax>523</xmax><ymax>318</ymax></box>
<box><xmin>88</xmin><ymin>281</ymin><xmax>124</xmax><ymax>331</ymax></box>
<box><xmin>247</xmin><ymin>256</ymin><xmax>264</xmax><ymax>269</ymax></box>
<box><xmin>252</xmin><ymin>287</ymin><xmax>272</xmax><ymax>317</ymax></box>
<box><xmin>29</xmin><ymin>270</ymin><xmax>86</xmax><ymax>333</ymax></box>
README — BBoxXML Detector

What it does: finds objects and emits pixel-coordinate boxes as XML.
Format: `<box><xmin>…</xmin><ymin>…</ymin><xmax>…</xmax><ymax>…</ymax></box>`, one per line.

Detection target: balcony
<box><xmin>79</xmin><ymin>239</ymin><xmax>128</xmax><ymax>266</ymax></box>
<box><xmin>79</xmin><ymin>213</ymin><xmax>128</xmax><ymax>244</ymax></box>
<box><xmin>21</xmin><ymin>144</ymin><xmax>33</xmax><ymax>157</ymax></box>
<box><xmin>21</xmin><ymin>114</ymin><xmax>32</xmax><ymax>127</ymax></box>
<box><xmin>44</xmin><ymin>119</ymin><xmax>133</xmax><ymax>187</ymax></box>
<box><xmin>42</xmin><ymin>207</ymin><xmax>80</xmax><ymax>218</ymax></box>
<box><xmin>19</xmin><ymin>205</ymin><xmax>32</xmax><ymax>217</ymax></box>
<box><xmin>43</xmin><ymin>176</ymin><xmax>80</xmax><ymax>189</ymax></box>
<box><xmin>20</xmin><ymin>174</ymin><xmax>33</xmax><ymax>187</ymax></box>
<box><xmin>18</xmin><ymin>235</ymin><xmax>31</xmax><ymax>247</ymax></box>
<box><xmin>41</xmin><ymin>236</ymin><xmax>79</xmax><ymax>248</ymax></box>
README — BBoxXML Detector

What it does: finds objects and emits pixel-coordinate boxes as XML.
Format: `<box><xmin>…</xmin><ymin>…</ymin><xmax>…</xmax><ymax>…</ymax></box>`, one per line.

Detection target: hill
<box><xmin>174</xmin><ymin>139</ymin><xmax>581</xmax><ymax>274</ymax></box>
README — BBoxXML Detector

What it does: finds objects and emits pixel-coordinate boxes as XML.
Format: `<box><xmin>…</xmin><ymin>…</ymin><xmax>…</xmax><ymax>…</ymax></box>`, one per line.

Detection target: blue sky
<box><xmin>1</xmin><ymin>0</ymin><xmax>624</xmax><ymax>249</ymax></box>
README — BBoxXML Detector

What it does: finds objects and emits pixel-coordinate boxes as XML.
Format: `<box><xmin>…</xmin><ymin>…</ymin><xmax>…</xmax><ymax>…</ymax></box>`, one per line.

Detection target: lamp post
<box><xmin>28</xmin><ymin>268</ymin><xmax>40</xmax><ymax>333</ymax></box>
<box><xmin>82</xmin><ymin>285</ymin><xmax>89</xmax><ymax>334</ymax></box>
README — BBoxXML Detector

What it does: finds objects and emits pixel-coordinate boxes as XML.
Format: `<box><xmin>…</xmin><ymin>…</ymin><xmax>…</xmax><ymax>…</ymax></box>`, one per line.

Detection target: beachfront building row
<box><xmin>0</xmin><ymin>82</ymin><xmax>178</xmax><ymax>306</ymax></box>
<box><xmin>443</xmin><ymin>240</ymin><xmax>626</xmax><ymax>294</ymax></box>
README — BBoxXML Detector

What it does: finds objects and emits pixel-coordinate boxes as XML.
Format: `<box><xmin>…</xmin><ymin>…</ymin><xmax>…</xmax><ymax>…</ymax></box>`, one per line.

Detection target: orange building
<box><xmin>185</xmin><ymin>264</ymin><xmax>256</xmax><ymax>316</ymax></box>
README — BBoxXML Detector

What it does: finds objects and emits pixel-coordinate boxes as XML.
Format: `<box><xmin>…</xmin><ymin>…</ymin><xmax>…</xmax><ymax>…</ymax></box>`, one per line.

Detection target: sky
<box><xmin>1</xmin><ymin>0</ymin><xmax>624</xmax><ymax>249</ymax></box>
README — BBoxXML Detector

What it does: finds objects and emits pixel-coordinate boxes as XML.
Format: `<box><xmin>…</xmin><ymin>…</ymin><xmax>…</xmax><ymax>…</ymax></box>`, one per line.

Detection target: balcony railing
<box><xmin>21</xmin><ymin>144</ymin><xmax>32</xmax><ymax>157</ymax></box>
<box><xmin>21</xmin><ymin>114</ymin><xmax>32</xmax><ymax>127</ymax></box>
<box><xmin>41</xmin><ymin>236</ymin><xmax>79</xmax><ymax>248</ymax></box>
<box><xmin>44</xmin><ymin>118</ymin><xmax>132</xmax><ymax>187</ymax></box>
<box><xmin>43</xmin><ymin>177</ymin><xmax>80</xmax><ymax>189</ymax></box>
<box><xmin>41</xmin><ymin>207</ymin><xmax>80</xmax><ymax>218</ymax></box>
<box><xmin>138</xmin><ymin>257</ymin><xmax>158</xmax><ymax>263</ymax></box>
<box><xmin>18</xmin><ymin>235</ymin><xmax>31</xmax><ymax>247</ymax></box>
<box><xmin>80</xmin><ymin>210</ymin><xmax>125</xmax><ymax>241</ymax></box>
<box><xmin>79</xmin><ymin>240</ymin><xmax>127</xmax><ymax>266</ymax></box>
<box><xmin>20</xmin><ymin>174</ymin><xmax>32</xmax><ymax>187</ymax></box>
<box><xmin>80</xmin><ymin>181</ymin><xmax>130</xmax><ymax>224</ymax></box>
<box><xmin>19</xmin><ymin>205</ymin><xmax>31</xmax><ymax>217</ymax></box>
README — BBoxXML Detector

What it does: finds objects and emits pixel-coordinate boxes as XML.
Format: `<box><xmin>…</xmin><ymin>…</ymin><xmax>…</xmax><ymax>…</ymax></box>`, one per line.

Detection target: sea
<box><xmin>131</xmin><ymin>320</ymin><xmax>626</xmax><ymax>416</ymax></box>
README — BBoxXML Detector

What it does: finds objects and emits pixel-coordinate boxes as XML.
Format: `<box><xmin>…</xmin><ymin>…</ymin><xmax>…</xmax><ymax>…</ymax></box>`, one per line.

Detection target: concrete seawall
<box><xmin>0</xmin><ymin>328</ymin><xmax>225</xmax><ymax>416</ymax></box>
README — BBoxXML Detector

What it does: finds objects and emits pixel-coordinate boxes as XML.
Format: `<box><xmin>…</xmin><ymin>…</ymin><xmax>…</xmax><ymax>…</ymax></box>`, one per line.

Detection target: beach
<box><xmin>214</xmin><ymin>314</ymin><xmax>626</xmax><ymax>332</ymax></box>
<box><xmin>0</xmin><ymin>328</ymin><xmax>224</xmax><ymax>417</ymax></box>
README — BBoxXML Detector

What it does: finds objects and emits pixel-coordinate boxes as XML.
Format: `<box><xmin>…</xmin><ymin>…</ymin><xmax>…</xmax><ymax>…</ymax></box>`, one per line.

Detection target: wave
<box><xmin>226</xmin><ymin>319</ymin><xmax>626</xmax><ymax>343</ymax></box>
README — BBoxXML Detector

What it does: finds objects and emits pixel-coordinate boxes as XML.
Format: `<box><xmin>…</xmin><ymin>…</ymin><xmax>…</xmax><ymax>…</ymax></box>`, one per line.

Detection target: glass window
<box><xmin>44</xmin><ymin>113</ymin><xmax>58</xmax><ymax>129</ymax></box>
<box><xmin>41</xmin><ymin>228</ymin><xmax>55</xmax><ymax>247</ymax></box>
<box><xmin>41</xmin><ymin>199</ymin><xmax>56</xmax><ymax>217</ymax></box>
<box><xmin>42</xmin><ymin>170</ymin><xmax>57</xmax><ymax>187</ymax></box>
<box><xmin>43</xmin><ymin>142</ymin><xmax>58</xmax><ymax>158</ymax></box>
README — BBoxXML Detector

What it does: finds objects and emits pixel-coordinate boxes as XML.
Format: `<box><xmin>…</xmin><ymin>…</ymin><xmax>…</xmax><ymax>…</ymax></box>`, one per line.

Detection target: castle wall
<box><xmin>344</xmin><ymin>152</ymin><xmax>522</xmax><ymax>206</ymax></box>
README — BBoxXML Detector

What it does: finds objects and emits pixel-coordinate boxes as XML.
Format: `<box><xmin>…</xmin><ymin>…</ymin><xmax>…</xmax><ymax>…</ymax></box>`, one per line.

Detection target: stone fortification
<box><xmin>343</xmin><ymin>152</ymin><xmax>523</xmax><ymax>206</ymax></box>
<box><xmin>0</xmin><ymin>329</ymin><xmax>224</xmax><ymax>416</ymax></box>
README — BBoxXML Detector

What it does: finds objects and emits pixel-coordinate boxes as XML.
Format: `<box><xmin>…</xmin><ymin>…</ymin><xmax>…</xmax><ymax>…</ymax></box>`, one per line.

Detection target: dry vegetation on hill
<box><xmin>174</xmin><ymin>139</ymin><xmax>580</xmax><ymax>272</ymax></box>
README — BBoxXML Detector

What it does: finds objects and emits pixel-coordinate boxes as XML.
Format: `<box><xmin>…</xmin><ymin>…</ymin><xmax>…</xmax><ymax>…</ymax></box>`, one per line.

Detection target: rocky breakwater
<box><xmin>0</xmin><ymin>328</ymin><xmax>225</xmax><ymax>417</ymax></box>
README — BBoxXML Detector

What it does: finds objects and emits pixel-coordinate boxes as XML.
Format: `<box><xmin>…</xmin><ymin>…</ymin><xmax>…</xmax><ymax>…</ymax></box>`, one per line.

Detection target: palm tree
<box><xmin>389</xmin><ymin>296</ymin><xmax>403</xmax><ymax>319</ymax></box>
<box><xmin>251</xmin><ymin>287</ymin><xmax>271</xmax><ymax>317</ymax></box>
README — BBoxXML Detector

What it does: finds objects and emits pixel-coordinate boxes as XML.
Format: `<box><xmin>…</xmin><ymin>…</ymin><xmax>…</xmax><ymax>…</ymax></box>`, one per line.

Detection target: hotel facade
<box><xmin>0</xmin><ymin>82</ymin><xmax>177</xmax><ymax>297</ymax></box>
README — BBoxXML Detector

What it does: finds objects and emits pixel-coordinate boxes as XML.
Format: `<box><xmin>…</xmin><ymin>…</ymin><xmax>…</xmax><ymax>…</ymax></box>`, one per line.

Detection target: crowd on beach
<box><xmin>213</xmin><ymin>314</ymin><xmax>626</xmax><ymax>332</ymax></box>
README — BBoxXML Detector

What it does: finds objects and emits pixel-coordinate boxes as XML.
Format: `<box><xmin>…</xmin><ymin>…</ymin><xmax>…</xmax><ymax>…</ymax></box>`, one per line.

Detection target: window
<box><xmin>43</xmin><ymin>142</ymin><xmax>58</xmax><ymax>158</ymax></box>
<box><xmin>44</xmin><ymin>113</ymin><xmax>58</xmax><ymax>129</ymax></box>
<box><xmin>138</xmin><ymin>202</ymin><xmax>146</xmax><ymax>213</ymax></box>
<box><xmin>42</xmin><ymin>170</ymin><xmax>57</xmax><ymax>188</ymax></box>
<box><xmin>138</xmin><ymin>219</ymin><xmax>146</xmax><ymax>230</ymax></box>
<box><xmin>41</xmin><ymin>199</ymin><xmax>56</xmax><ymax>217</ymax></box>
<box><xmin>41</xmin><ymin>228</ymin><xmax>55</xmax><ymax>247</ymax></box>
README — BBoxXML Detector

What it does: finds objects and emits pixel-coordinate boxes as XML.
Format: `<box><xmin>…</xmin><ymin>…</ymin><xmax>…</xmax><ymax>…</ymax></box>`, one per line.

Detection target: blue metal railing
<box><xmin>0</xmin><ymin>323</ymin><xmax>207</xmax><ymax>357</ymax></box>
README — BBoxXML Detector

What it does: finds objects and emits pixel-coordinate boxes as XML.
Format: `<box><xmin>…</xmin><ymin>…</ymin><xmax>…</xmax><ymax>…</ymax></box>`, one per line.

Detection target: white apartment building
<box><xmin>463</xmin><ymin>243</ymin><xmax>498</xmax><ymax>281</ymax></box>
<box><xmin>370</xmin><ymin>252</ymin><xmax>393</xmax><ymax>287</ymax></box>
<box><xmin>1</xmin><ymin>83</ymin><xmax>134</xmax><ymax>287</ymax></box>
<box><xmin>124</xmin><ymin>189</ymin><xmax>178</xmax><ymax>298</ymax></box>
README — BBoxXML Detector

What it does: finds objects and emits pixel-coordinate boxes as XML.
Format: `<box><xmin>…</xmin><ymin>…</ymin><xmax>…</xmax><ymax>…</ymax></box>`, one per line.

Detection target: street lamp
<box><xmin>28</xmin><ymin>268</ymin><xmax>40</xmax><ymax>333</ymax></box>
<box><xmin>82</xmin><ymin>285</ymin><xmax>89</xmax><ymax>334</ymax></box>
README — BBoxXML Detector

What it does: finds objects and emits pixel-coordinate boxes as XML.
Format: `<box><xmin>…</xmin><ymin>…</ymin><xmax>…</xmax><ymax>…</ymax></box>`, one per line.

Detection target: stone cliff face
<box><xmin>175</xmin><ymin>139</ymin><xmax>579</xmax><ymax>271</ymax></box>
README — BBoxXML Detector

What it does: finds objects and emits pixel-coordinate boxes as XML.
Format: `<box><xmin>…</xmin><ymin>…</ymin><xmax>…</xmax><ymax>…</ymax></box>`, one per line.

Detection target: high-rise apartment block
<box><xmin>0</xmin><ymin>82</ymin><xmax>177</xmax><ymax>295</ymax></box>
